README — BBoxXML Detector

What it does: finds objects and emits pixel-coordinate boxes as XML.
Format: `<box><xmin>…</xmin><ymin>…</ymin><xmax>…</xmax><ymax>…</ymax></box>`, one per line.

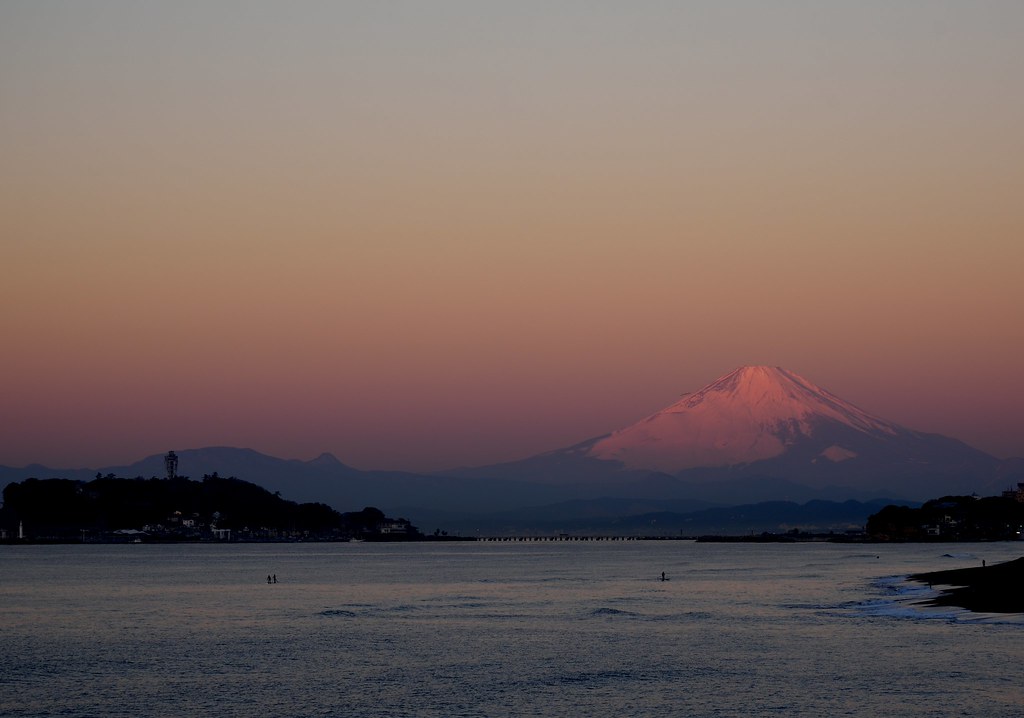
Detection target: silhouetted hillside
<box><xmin>866</xmin><ymin>495</ymin><xmax>1024</xmax><ymax>541</ymax></box>
<box><xmin>0</xmin><ymin>475</ymin><xmax>419</xmax><ymax>542</ymax></box>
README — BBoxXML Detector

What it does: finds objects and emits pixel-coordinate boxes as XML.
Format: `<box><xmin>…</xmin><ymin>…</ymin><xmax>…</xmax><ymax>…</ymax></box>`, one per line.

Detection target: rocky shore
<box><xmin>910</xmin><ymin>556</ymin><xmax>1024</xmax><ymax>613</ymax></box>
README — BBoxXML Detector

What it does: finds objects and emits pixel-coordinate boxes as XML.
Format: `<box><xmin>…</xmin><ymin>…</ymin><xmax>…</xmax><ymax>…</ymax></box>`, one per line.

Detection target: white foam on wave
<box><xmin>874</xmin><ymin>574</ymin><xmax>933</xmax><ymax>596</ymax></box>
<box><xmin>852</xmin><ymin>575</ymin><xmax>1024</xmax><ymax>624</ymax></box>
<box><xmin>849</xmin><ymin>575</ymin><xmax>959</xmax><ymax>621</ymax></box>
<box><xmin>855</xmin><ymin>598</ymin><xmax>960</xmax><ymax>621</ymax></box>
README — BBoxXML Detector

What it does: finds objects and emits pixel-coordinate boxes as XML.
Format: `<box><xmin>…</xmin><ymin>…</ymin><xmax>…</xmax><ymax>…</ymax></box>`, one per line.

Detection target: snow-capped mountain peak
<box><xmin>665</xmin><ymin>366</ymin><xmax>898</xmax><ymax>433</ymax></box>
<box><xmin>587</xmin><ymin>366</ymin><xmax>902</xmax><ymax>472</ymax></box>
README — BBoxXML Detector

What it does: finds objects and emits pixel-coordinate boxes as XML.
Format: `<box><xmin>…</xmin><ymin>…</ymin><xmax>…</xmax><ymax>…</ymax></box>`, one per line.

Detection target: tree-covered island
<box><xmin>0</xmin><ymin>474</ymin><xmax>423</xmax><ymax>543</ymax></box>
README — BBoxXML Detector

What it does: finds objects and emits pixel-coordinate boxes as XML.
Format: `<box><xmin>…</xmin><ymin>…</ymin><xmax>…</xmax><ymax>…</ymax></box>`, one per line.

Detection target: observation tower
<box><xmin>165</xmin><ymin>451</ymin><xmax>178</xmax><ymax>480</ymax></box>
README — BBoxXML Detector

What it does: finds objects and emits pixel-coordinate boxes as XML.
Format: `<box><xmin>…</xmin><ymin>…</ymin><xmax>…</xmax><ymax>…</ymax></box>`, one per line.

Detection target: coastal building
<box><xmin>379</xmin><ymin>520</ymin><xmax>412</xmax><ymax>536</ymax></box>
<box><xmin>1001</xmin><ymin>483</ymin><xmax>1024</xmax><ymax>503</ymax></box>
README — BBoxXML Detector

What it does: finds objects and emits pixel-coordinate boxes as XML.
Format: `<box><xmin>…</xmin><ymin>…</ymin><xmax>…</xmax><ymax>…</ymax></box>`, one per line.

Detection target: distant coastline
<box><xmin>0</xmin><ymin>475</ymin><xmax>424</xmax><ymax>544</ymax></box>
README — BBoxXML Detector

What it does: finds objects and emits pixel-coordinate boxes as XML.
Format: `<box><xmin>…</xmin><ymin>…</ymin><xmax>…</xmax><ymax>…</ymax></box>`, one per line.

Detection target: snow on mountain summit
<box><xmin>587</xmin><ymin>366</ymin><xmax>902</xmax><ymax>472</ymax></box>
<box><xmin>665</xmin><ymin>366</ymin><xmax>898</xmax><ymax>434</ymax></box>
<box><xmin>450</xmin><ymin>365</ymin><xmax>1000</xmax><ymax>499</ymax></box>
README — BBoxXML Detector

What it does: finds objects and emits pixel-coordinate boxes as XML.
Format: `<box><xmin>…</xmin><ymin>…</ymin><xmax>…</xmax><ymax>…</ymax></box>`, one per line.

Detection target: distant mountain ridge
<box><xmin>2</xmin><ymin>366</ymin><xmax>1021</xmax><ymax>533</ymax></box>
<box><xmin>0</xmin><ymin>447</ymin><xmax>580</xmax><ymax>519</ymax></box>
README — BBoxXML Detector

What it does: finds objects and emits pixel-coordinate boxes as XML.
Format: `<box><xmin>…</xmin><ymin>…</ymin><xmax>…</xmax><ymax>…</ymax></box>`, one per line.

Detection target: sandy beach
<box><xmin>911</xmin><ymin>556</ymin><xmax>1024</xmax><ymax>613</ymax></box>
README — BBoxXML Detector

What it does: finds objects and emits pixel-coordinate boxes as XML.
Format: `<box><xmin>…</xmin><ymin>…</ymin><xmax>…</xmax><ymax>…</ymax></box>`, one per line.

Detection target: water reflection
<box><xmin>2</xmin><ymin>542</ymin><xmax>1022</xmax><ymax>717</ymax></box>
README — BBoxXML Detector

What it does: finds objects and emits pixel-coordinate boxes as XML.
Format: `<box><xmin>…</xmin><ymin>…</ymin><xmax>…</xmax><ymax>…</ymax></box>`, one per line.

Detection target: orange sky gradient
<box><xmin>2</xmin><ymin>2</ymin><xmax>1022</xmax><ymax>471</ymax></box>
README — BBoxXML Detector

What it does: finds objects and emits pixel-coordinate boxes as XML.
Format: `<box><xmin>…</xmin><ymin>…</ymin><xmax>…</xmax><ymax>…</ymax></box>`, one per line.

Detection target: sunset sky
<box><xmin>2</xmin><ymin>1</ymin><xmax>1022</xmax><ymax>471</ymax></box>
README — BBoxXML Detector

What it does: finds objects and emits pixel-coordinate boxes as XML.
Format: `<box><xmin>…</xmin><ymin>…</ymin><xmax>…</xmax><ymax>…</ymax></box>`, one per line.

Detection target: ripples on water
<box><xmin>2</xmin><ymin>542</ymin><xmax>1022</xmax><ymax>717</ymax></box>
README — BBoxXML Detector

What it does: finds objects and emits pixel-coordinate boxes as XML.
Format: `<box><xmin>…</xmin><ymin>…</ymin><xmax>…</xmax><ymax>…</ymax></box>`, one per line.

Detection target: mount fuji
<box><xmin>2</xmin><ymin>367</ymin><xmax>1016</xmax><ymax>532</ymax></box>
<box><xmin>451</xmin><ymin>366</ymin><xmax>1004</xmax><ymax>501</ymax></box>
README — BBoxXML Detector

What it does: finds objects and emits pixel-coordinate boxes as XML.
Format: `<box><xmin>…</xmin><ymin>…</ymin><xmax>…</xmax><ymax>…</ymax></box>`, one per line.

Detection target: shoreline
<box><xmin>910</xmin><ymin>556</ymin><xmax>1024</xmax><ymax>614</ymax></box>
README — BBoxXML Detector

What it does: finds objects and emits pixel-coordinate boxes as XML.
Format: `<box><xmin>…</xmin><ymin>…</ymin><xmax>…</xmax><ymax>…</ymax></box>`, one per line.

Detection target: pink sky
<box><xmin>2</xmin><ymin>2</ymin><xmax>1022</xmax><ymax>471</ymax></box>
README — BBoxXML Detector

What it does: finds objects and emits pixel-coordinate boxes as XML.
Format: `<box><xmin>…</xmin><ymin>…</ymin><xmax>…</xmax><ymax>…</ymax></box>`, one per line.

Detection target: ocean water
<box><xmin>2</xmin><ymin>541</ymin><xmax>1022</xmax><ymax>717</ymax></box>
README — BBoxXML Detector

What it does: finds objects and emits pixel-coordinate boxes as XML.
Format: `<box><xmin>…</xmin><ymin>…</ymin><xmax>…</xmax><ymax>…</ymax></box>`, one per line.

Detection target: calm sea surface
<box><xmin>2</xmin><ymin>541</ymin><xmax>1022</xmax><ymax>717</ymax></box>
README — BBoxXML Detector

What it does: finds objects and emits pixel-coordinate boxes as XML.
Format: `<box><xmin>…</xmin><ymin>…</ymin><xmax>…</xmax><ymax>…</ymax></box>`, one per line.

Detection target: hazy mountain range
<box><xmin>3</xmin><ymin>367</ymin><xmax>1021</xmax><ymax>534</ymax></box>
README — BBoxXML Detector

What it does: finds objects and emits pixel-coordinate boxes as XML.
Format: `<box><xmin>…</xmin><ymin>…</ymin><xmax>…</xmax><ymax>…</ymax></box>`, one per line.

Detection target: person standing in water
<box><xmin>267</xmin><ymin>575</ymin><xmax>272</xmax><ymax>584</ymax></box>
